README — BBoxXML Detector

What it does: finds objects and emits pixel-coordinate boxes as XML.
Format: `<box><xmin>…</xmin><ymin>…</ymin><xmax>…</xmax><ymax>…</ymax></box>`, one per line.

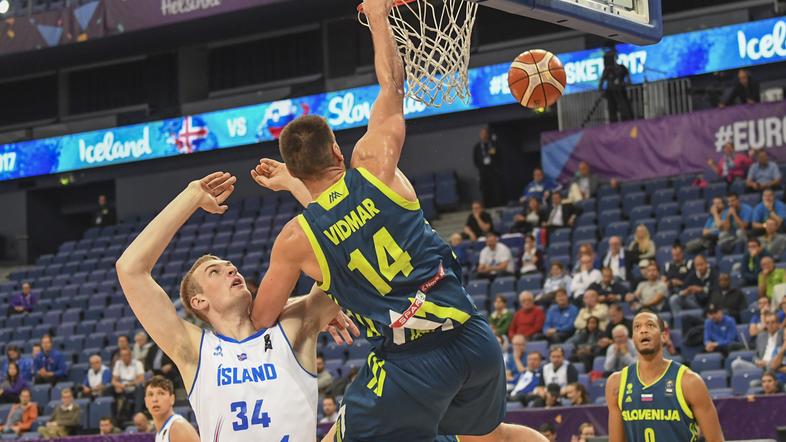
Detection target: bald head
<box><xmin>519</xmin><ymin>291</ymin><xmax>534</xmax><ymax>310</ymax></box>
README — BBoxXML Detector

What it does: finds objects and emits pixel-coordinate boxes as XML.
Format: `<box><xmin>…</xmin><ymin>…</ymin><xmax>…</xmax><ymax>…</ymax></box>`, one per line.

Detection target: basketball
<box><xmin>507</xmin><ymin>49</ymin><xmax>566</xmax><ymax>109</ymax></box>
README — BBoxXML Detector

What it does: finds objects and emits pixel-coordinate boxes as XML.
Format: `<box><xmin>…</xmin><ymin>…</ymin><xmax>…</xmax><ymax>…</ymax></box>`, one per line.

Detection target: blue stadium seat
<box><xmin>657</xmin><ymin>216</ymin><xmax>682</xmax><ymax>233</ymax></box>
<box><xmin>527</xmin><ymin>341</ymin><xmax>548</xmax><ymax>358</ymax></box>
<box><xmin>517</xmin><ymin>274</ymin><xmax>543</xmax><ymax>292</ymax></box>
<box><xmin>496</xmin><ymin>291</ymin><xmax>517</xmax><ymax>309</ymax></box>
<box><xmin>709</xmin><ymin>388</ymin><xmax>734</xmax><ymax>399</ymax></box>
<box><xmin>598</xmin><ymin>196</ymin><xmax>621</xmax><ymax>212</ymax></box>
<box><xmin>651</xmin><ymin>188</ymin><xmax>675</xmax><ymax>205</ymax></box>
<box><xmin>549</xmin><ymin>228</ymin><xmax>572</xmax><ymax>244</ymax></box>
<box><xmin>490</xmin><ymin>277</ymin><xmax>516</xmax><ymax>296</ymax></box>
<box><xmin>592</xmin><ymin>356</ymin><xmax>606</xmax><ymax>373</ymax></box>
<box><xmin>30</xmin><ymin>384</ymin><xmax>51</xmax><ymax>408</ymax></box>
<box><xmin>731</xmin><ymin>369</ymin><xmax>763</xmax><ymax>396</ymax></box>
<box><xmin>348</xmin><ymin>340</ymin><xmax>372</xmax><ymax>360</ymax></box>
<box><xmin>51</xmin><ymin>382</ymin><xmax>74</xmax><ymax>402</ymax></box>
<box><xmin>742</xmin><ymin>287</ymin><xmax>759</xmax><ymax>305</ymax></box>
<box><xmin>576</xmin><ymin>212</ymin><xmax>596</xmax><ymax>227</ymax></box>
<box><xmin>466</xmin><ymin>280</ymin><xmax>489</xmax><ymax>296</ymax></box>
<box><xmin>704</xmin><ymin>182</ymin><xmax>728</xmax><ymax>201</ymax></box>
<box><xmin>653</xmin><ymin>230</ymin><xmax>679</xmax><ymax>248</ymax></box>
<box><xmin>547</xmin><ymin>242</ymin><xmax>571</xmax><ymax>257</ymax></box>
<box><xmin>620</xmin><ymin>182</ymin><xmax>642</xmax><ymax>196</ymax></box>
<box><xmin>596</xmin><ymin>184</ymin><xmax>618</xmax><ymax>199</ymax></box>
<box><xmin>622</xmin><ymin>192</ymin><xmax>646</xmax><ymax>215</ymax></box>
<box><xmin>603</xmin><ymin>221</ymin><xmax>629</xmax><ymax>239</ymax></box>
<box><xmin>320</xmin><ymin>343</ymin><xmax>345</xmax><ymax>361</ymax></box>
<box><xmin>598</xmin><ymin>209</ymin><xmax>622</xmax><ymax>226</ymax></box>
<box><xmin>471</xmin><ymin>294</ymin><xmax>488</xmax><ymax>311</ymax></box>
<box><xmin>719</xmin><ymin>255</ymin><xmax>742</xmax><ymax>274</ymax></box>
<box><xmin>725</xmin><ymin>350</ymin><xmax>754</xmax><ymax>371</ymax></box>
<box><xmin>654</xmin><ymin>202</ymin><xmax>680</xmax><ymax>218</ymax></box>
<box><xmin>630</xmin><ymin>205</ymin><xmax>653</xmax><ymax>222</ymax></box>
<box><xmin>740</xmin><ymin>192</ymin><xmax>760</xmax><ymax>208</ymax></box>
<box><xmin>679</xmin><ymin>228</ymin><xmax>704</xmax><ymax>246</ymax></box>
<box><xmin>692</xmin><ymin>353</ymin><xmax>723</xmax><ymax>372</ymax></box>
<box><xmin>573</xmin><ymin>226</ymin><xmax>597</xmax><ymax>243</ymax></box>
<box><xmin>681</xmin><ymin>199</ymin><xmax>706</xmax><ymax>217</ymax></box>
<box><xmin>700</xmin><ymin>370</ymin><xmax>728</xmax><ymax>390</ymax></box>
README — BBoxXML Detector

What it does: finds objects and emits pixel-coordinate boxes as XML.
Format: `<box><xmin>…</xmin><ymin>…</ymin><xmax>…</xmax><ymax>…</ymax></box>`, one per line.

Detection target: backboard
<box><xmin>476</xmin><ymin>0</ymin><xmax>663</xmax><ymax>45</ymax></box>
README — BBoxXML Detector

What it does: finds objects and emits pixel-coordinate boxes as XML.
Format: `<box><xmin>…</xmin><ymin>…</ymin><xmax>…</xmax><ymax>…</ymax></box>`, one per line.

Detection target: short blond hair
<box><xmin>180</xmin><ymin>254</ymin><xmax>220</xmax><ymax>323</ymax></box>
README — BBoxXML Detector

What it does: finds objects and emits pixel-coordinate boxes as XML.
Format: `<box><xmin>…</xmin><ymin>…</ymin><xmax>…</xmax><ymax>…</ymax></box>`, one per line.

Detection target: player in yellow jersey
<box><xmin>606</xmin><ymin>311</ymin><xmax>724</xmax><ymax>442</ymax></box>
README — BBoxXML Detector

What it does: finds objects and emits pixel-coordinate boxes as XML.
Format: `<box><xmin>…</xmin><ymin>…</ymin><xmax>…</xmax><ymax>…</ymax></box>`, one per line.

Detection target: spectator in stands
<box><xmin>663</xmin><ymin>243</ymin><xmax>693</xmax><ymax>294</ymax></box>
<box><xmin>473</xmin><ymin>126</ymin><xmax>506</xmax><ymax>207</ymax></box>
<box><xmin>571</xmin><ymin>254</ymin><xmax>602</xmax><ymax>303</ymax></box>
<box><xmin>1</xmin><ymin>346</ymin><xmax>33</xmax><ymax>385</ymax></box>
<box><xmin>111</xmin><ymin>335</ymin><xmax>131</xmax><ymax>367</ymax></box>
<box><xmin>752</xmin><ymin>189</ymin><xmax>786</xmax><ymax>232</ymax></box>
<box><xmin>567</xmin><ymin>161</ymin><xmax>599</xmax><ymax>202</ymax></box>
<box><xmin>589</xmin><ymin>267</ymin><xmax>626</xmax><ymax>305</ymax></box>
<box><xmin>604</xmin><ymin>324</ymin><xmax>637</xmax><ymax>373</ymax></box>
<box><xmin>572</xmin><ymin>243</ymin><xmax>596</xmax><ymax>274</ymax></box>
<box><xmin>758</xmin><ymin>256</ymin><xmax>785</xmax><ymax>301</ymax></box>
<box><xmin>732</xmin><ymin>312</ymin><xmax>782</xmax><ymax>373</ymax></box>
<box><xmin>627</xmin><ymin>224</ymin><xmax>656</xmax><ymax>269</ymax></box>
<box><xmin>464</xmin><ymin>201</ymin><xmax>494</xmax><ymax>241</ymax></box>
<box><xmin>519</xmin><ymin>234</ymin><xmax>543</xmax><ymax>275</ymax></box>
<box><xmin>0</xmin><ymin>388</ymin><xmax>36</xmax><ymax>436</ymax></box>
<box><xmin>34</xmin><ymin>334</ymin><xmax>67</xmax><ymax>385</ymax></box>
<box><xmin>599</xmin><ymin>236</ymin><xmax>628</xmax><ymax>282</ymax></box>
<box><xmin>510</xmin><ymin>352</ymin><xmax>543</xmax><ymax>405</ymax></box>
<box><xmin>569</xmin><ymin>315</ymin><xmax>603</xmax><ymax>370</ymax></box>
<box><xmin>721</xmin><ymin>69</ymin><xmax>760</xmax><ymax>107</ymax></box>
<box><xmin>542</xmin><ymin>383</ymin><xmax>562</xmax><ymax>409</ymax></box>
<box><xmin>707</xmin><ymin>142</ymin><xmax>753</xmax><ymax>183</ymax></box>
<box><xmin>506</xmin><ymin>335</ymin><xmax>528</xmax><ymax>385</ymax></box>
<box><xmin>762</xmin><ymin>218</ymin><xmax>786</xmax><ymax>258</ymax></box>
<box><xmin>750</xmin><ymin>296</ymin><xmax>773</xmax><ymax>339</ymax></box>
<box><xmin>572</xmin><ymin>423</ymin><xmax>597</xmax><ymax>442</ymax></box>
<box><xmin>747</xmin><ymin>150</ymin><xmax>781</xmax><ymax>192</ymax></box>
<box><xmin>761</xmin><ymin>371</ymin><xmax>782</xmax><ymax>395</ymax></box>
<box><xmin>740</xmin><ymin>238</ymin><xmax>770</xmax><ymax>286</ymax></box>
<box><xmin>30</xmin><ymin>345</ymin><xmax>41</xmax><ymax>362</ymax></box>
<box><xmin>316</xmin><ymin>354</ymin><xmax>333</xmax><ymax>395</ymax></box>
<box><xmin>770</xmin><ymin>336</ymin><xmax>786</xmax><ymax>382</ymax></box>
<box><xmin>704</xmin><ymin>304</ymin><xmax>740</xmax><ymax>356</ymax></box>
<box><xmin>476</xmin><ymin>232</ymin><xmax>514</xmax><ymax>279</ymax></box>
<box><xmin>508</xmin><ymin>291</ymin><xmax>546</xmax><ymax>340</ymax></box>
<box><xmin>544</xmin><ymin>192</ymin><xmax>577</xmax><ymax>229</ymax></box>
<box><xmin>38</xmin><ymin>388</ymin><xmax>80</xmax><ymax>439</ymax></box>
<box><xmin>721</xmin><ymin>192</ymin><xmax>754</xmax><ymax>250</ymax></box>
<box><xmin>8</xmin><ymin>282</ymin><xmax>35</xmax><ymax>315</ymax></box>
<box><xmin>574</xmin><ymin>290</ymin><xmax>609</xmax><ymax>331</ymax></box>
<box><xmin>512</xmin><ymin>198</ymin><xmax>547</xmax><ymax>235</ymax></box>
<box><xmin>82</xmin><ymin>354</ymin><xmax>112</xmax><ymax>399</ymax></box>
<box><xmin>0</xmin><ymin>362</ymin><xmax>28</xmax><ymax>404</ymax></box>
<box><xmin>93</xmin><ymin>194</ymin><xmax>117</xmax><ymax>227</ymax></box>
<box><xmin>112</xmin><ymin>348</ymin><xmax>145</xmax><ymax>423</ymax></box>
<box><xmin>99</xmin><ymin>417</ymin><xmax>121</xmax><ymax>435</ymax></box>
<box><xmin>132</xmin><ymin>331</ymin><xmax>152</xmax><ymax>365</ymax></box>
<box><xmin>522</xmin><ymin>168</ymin><xmax>557</xmax><ymax>204</ymax></box>
<box><xmin>320</xmin><ymin>396</ymin><xmax>339</xmax><ymax>424</ymax></box>
<box><xmin>327</xmin><ymin>366</ymin><xmax>359</xmax><ymax>398</ymax></box>
<box><xmin>144</xmin><ymin>343</ymin><xmax>180</xmax><ymax>389</ymax></box>
<box><xmin>449</xmin><ymin>233</ymin><xmax>470</xmax><ymax>267</ymax></box>
<box><xmin>598</xmin><ymin>304</ymin><xmax>633</xmax><ymax>353</ymax></box>
<box><xmin>709</xmin><ymin>273</ymin><xmax>748</xmax><ymax>323</ymax></box>
<box><xmin>540</xmin><ymin>262</ymin><xmax>572</xmax><ymax>303</ymax></box>
<box><xmin>489</xmin><ymin>295</ymin><xmax>513</xmax><ymax>337</ymax></box>
<box><xmin>626</xmin><ymin>262</ymin><xmax>668</xmax><ymax>311</ymax></box>
<box><xmin>565</xmin><ymin>382</ymin><xmax>589</xmax><ymax>406</ymax></box>
<box><xmin>670</xmin><ymin>254</ymin><xmax>716</xmax><ymax>314</ymax></box>
<box><xmin>132</xmin><ymin>412</ymin><xmax>154</xmax><ymax>433</ymax></box>
<box><xmin>540</xmin><ymin>346</ymin><xmax>578</xmax><ymax>389</ymax></box>
<box><xmin>543</xmin><ymin>289</ymin><xmax>579</xmax><ymax>343</ymax></box>
<box><xmin>688</xmin><ymin>197</ymin><xmax>726</xmax><ymax>254</ymax></box>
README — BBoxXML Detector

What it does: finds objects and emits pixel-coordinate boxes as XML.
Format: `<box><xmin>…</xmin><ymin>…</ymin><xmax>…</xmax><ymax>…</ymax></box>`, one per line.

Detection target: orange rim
<box><xmin>357</xmin><ymin>0</ymin><xmax>417</xmax><ymax>13</ymax></box>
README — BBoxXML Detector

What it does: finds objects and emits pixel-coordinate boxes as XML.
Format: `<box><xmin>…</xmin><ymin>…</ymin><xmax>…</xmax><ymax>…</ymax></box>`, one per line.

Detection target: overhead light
<box><xmin>0</xmin><ymin>1</ymin><xmax>9</xmax><ymax>15</ymax></box>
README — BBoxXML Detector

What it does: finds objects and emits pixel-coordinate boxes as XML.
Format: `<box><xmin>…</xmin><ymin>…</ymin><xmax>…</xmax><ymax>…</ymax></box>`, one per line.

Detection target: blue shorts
<box><xmin>334</xmin><ymin>315</ymin><xmax>506</xmax><ymax>442</ymax></box>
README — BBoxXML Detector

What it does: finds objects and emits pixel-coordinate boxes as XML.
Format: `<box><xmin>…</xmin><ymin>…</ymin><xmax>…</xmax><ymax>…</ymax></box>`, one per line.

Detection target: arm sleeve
<box><xmin>704</xmin><ymin>320</ymin><xmax>713</xmax><ymax>344</ymax></box>
<box><xmin>543</xmin><ymin>309</ymin><xmax>555</xmax><ymax>332</ymax></box>
<box><xmin>604</xmin><ymin>347</ymin><xmax>615</xmax><ymax>372</ymax></box>
<box><xmin>534</xmin><ymin>309</ymin><xmax>546</xmax><ymax>333</ymax></box>
<box><xmin>102</xmin><ymin>369</ymin><xmax>112</xmax><ymax>385</ymax></box>
<box><xmin>54</xmin><ymin>354</ymin><xmax>67</xmax><ymax>377</ymax></box>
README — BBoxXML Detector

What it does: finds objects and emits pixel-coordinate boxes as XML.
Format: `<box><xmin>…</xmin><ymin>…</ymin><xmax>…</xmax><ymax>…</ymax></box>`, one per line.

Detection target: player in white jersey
<box><xmin>145</xmin><ymin>375</ymin><xmax>199</xmax><ymax>442</ymax></box>
<box><xmin>117</xmin><ymin>172</ymin><xmax>358</xmax><ymax>442</ymax></box>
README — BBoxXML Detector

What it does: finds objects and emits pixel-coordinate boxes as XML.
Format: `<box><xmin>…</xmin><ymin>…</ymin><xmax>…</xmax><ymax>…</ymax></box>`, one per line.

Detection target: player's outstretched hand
<box><xmin>188</xmin><ymin>172</ymin><xmax>236</xmax><ymax>214</ymax></box>
<box><xmin>324</xmin><ymin>311</ymin><xmax>360</xmax><ymax>346</ymax></box>
<box><xmin>251</xmin><ymin>158</ymin><xmax>297</xmax><ymax>192</ymax></box>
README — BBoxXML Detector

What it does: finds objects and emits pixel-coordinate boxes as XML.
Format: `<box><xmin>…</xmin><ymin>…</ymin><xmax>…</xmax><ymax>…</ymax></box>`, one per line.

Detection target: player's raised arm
<box><xmin>605</xmin><ymin>372</ymin><xmax>625</xmax><ymax>442</ymax></box>
<box><xmin>116</xmin><ymin>172</ymin><xmax>236</xmax><ymax>374</ymax></box>
<box><xmin>682</xmin><ymin>371</ymin><xmax>724</xmax><ymax>442</ymax></box>
<box><xmin>351</xmin><ymin>0</ymin><xmax>406</xmax><ymax>184</ymax></box>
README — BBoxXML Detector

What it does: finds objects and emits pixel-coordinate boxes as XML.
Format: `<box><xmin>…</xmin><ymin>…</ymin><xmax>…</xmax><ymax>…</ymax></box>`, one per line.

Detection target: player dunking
<box><xmin>606</xmin><ymin>311</ymin><xmax>724</xmax><ymax>442</ymax></box>
<box><xmin>145</xmin><ymin>376</ymin><xmax>199</xmax><ymax>442</ymax></box>
<box><xmin>248</xmin><ymin>1</ymin><xmax>544</xmax><ymax>440</ymax></box>
<box><xmin>116</xmin><ymin>172</ymin><xmax>358</xmax><ymax>441</ymax></box>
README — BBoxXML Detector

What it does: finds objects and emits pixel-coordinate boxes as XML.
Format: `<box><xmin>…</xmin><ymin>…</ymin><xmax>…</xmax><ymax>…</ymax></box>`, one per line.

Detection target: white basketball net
<box><xmin>359</xmin><ymin>0</ymin><xmax>478</xmax><ymax>108</ymax></box>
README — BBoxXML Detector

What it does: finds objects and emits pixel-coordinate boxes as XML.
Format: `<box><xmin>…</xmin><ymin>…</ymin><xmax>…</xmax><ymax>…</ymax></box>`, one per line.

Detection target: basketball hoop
<box><xmin>357</xmin><ymin>0</ymin><xmax>478</xmax><ymax>108</ymax></box>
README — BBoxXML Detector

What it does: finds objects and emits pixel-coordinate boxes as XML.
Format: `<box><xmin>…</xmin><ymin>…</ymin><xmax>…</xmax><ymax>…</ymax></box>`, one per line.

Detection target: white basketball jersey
<box><xmin>155</xmin><ymin>414</ymin><xmax>187</xmax><ymax>442</ymax></box>
<box><xmin>188</xmin><ymin>324</ymin><xmax>317</xmax><ymax>442</ymax></box>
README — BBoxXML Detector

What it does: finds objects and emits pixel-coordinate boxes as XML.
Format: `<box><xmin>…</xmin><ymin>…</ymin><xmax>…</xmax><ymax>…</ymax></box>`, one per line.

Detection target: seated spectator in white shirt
<box><xmin>574</xmin><ymin>290</ymin><xmax>609</xmax><ymax>331</ymax></box>
<box><xmin>604</xmin><ymin>325</ymin><xmax>637</xmax><ymax>374</ymax></box>
<box><xmin>132</xmin><ymin>332</ymin><xmax>152</xmax><ymax>366</ymax></box>
<box><xmin>112</xmin><ymin>349</ymin><xmax>144</xmax><ymax>423</ymax></box>
<box><xmin>571</xmin><ymin>254</ymin><xmax>601</xmax><ymax>303</ymax></box>
<box><xmin>539</xmin><ymin>262</ymin><xmax>572</xmax><ymax>304</ymax></box>
<box><xmin>599</xmin><ymin>236</ymin><xmax>628</xmax><ymax>282</ymax></box>
<box><xmin>626</xmin><ymin>262</ymin><xmax>668</xmax><ymax>311</ymax></box>
<box><xmin>750</xmin><ymin>296</ymin><xmax>773</xmax><ymax>339</ymax></box>
<box><xmin>762</xmin><ymin>218</ymin><xmax>786</xmax><ymax>258</ymax></box>
<box><xmin>81</xmin><ymin>355</ymin><xmax>111</xmax><ymax>399</ymax></box>
<box><xmin>519</xmin><ymin>235</ymin><xmax>543</xmax><ymax>275</ymax></box>
<box><xmin>732</xmin><ymin>312</ymin><xmax>782</xmax><ymax>373</ymax></box>
<box><xmin>477</xmin><ymin>232</ymin><xmax>514</xmax><ymax>279</ymax></box>
<box><xmin>320</xmin><ymin>396</ymin><xmax>339</xmax><ymax>424</ymax></box>
<box><xmin>538</xmin><ymin>346</ymin><xmax>578</xmax><ymax>390</ymax></box>
<box><xmin>543</xmin><ymin>193</ymin><xmax>577</xmax><ymax>229</ymax></box>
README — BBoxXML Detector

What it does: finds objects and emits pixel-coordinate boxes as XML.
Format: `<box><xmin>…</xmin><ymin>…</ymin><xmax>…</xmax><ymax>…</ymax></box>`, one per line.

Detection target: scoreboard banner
<box><xmin>1</xmin><ymin>15</ymin><xmax>785</xmax><ymax>181</ymax></box>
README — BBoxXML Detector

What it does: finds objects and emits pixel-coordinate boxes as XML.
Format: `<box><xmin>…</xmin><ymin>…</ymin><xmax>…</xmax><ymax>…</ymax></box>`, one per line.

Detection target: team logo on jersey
<box><xmin>264</xmin><ymin>334</ymin><xmax>273</xmax><ymax>352</ymax></box>
<box><xmin>665</xmin><ymin>380</ymin><xmax>674</xmax><ymax>396</ymax></box>
<box><xmin>237</xmin><ymin>353</ymin><xmax>248</xmax><ymax>361</ymax></box>
<box><xmin>641</xmin><ymin>393</ymin><xmax>654</xmax><ymax>402</ymax></box>
<box><xmin>213</xmin><ymin>345</ymin><xmax>223</xmax><ymax>358</ymax></box>
<box><xmin>328</xmin><ymin>190</ymin><xmax>343</xmax><ymax>203</ymax></box>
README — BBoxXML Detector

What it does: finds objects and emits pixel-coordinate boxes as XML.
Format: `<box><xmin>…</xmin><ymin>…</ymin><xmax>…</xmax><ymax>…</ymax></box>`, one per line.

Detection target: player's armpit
<box><xmin>682</xmin><ymin>370</ymin><xmax>725</xmax><ymax>442</ymax></box>
<box><xmin>605</xmin><ymin>372</ymin><xmax>625</xmax><ymax>442</ymax></box>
